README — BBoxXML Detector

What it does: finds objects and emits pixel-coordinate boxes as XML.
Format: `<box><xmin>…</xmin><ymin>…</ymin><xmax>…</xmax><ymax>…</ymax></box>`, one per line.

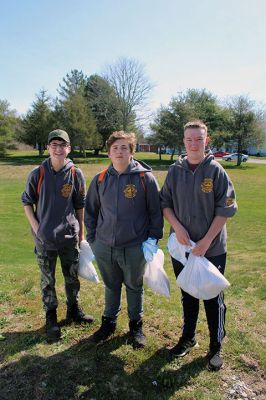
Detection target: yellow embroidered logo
<box><xmin>61</xmin><ymin>184</ymin><xmax>72</xmax><ymax>198</ymax></box>
<box><xmin>124</xmin><ymin>184</ymin><xmax>137</xmax><ymax>199</ymax></box>
<box><xmin>201</xmin><ymin>178</ymin><xmax>213</xmax><ymax>193</ymax></box>
<box><xmin>226</xmin><ymin>197</ymin><xmax>234</xmax><ymax>206</ymax></box>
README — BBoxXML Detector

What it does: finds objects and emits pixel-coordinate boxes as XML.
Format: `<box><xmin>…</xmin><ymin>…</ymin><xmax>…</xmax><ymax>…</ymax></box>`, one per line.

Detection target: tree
<box><xmin>178</xmin><ymin>89</ymin><xmax>230</xmax><ymax>149</ymax></box>
<box><xmin>86</xmin><ymin>74</ymin><xmax>122</xmax><ymax>148</ymax></box>
<box><xmin>63</xmin><ymin>91</ymin><xmax>101</xmax><ymax>157</ymax></box>
<box><xmin>57</xmin><ymin>71</ymin><xmax>103</xmax><ymax>155</ymax></box>
<box><xmin>150</xmin><ymin>91</ymin><xmax>193</xmax><ymax>160</ymax></box>
<box><xmin>150</xmin><ymin>105</ymin><xmax>188</xmax><ymax>160</ymax></box>
<box><xmin>104</xmin><ymin>57</ymin><xmax>153</xmax><ymax>131</ymax></box>
<box><xmin>0</xmin><ymin>100</ymin><xmax>19</xmax><ymax>155</ymax></box>
<box><xmin>150</xmin><ymin>89</ymin><xmax>229</xmax><ymax>159</ymax></box>
<box><xmin>226</xmin><ymin>95</ymin><xmax>265</xmax><ymax>165</ymax></box>
<box><xmin>58</xmin><ymin>69</ymin><xmax>87</xmax><ymax>99</ymax></box>
<box><xmin>20</xmin><ymin>90</ymin><xmax>53</xmax><ymax>156</ymax></box>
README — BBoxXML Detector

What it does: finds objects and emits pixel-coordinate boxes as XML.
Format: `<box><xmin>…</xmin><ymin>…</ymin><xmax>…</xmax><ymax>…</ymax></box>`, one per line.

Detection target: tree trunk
<box><xmin>237</xmin><ymin>137</ymin><xmax>242</xmax><ymax>166</ymax></box>
<box><xmin>170</xmin><ymin>150</ymin><xmax>175</xmax><ymax>161</ymax></box>
<box><xmin>94</xmin><ymin>149</ymin><xmax>100</xmax><ymax>156</ymax></box>
<box><xmin>38</xmin><ymin>144</ymin><xmax>45</xmax><ymax>156</ymax></box>
<box><xmin>158</xmin><ymin>146</ymin><xmax>162</xmax><ymax>160</ymax></box>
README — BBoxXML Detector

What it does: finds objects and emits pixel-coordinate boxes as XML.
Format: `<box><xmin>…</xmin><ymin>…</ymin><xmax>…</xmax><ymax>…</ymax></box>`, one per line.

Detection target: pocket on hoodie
<box><xmin>115</xmin><ymin>221</ymin><xmax>138</xmax><ymax>244</ymax></box>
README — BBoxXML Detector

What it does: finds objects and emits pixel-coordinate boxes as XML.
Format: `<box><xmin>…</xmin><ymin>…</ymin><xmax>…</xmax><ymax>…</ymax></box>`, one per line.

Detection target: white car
<box><xmin>222</xmin><ymin>153</ymin><xmax>249</xmax><ymax>162</ymax></box>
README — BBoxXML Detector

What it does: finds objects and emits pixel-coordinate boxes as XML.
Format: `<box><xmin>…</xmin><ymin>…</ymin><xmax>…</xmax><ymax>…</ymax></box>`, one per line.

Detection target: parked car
<box><xmin>222</xmin><ymin>153</ymin><xmax>249</xmax><ymax>162</ymax></box>
<box><xmin>212</xmin><ymin>151</ymin><xmax>230</xmax><ymax>158</ymax></box>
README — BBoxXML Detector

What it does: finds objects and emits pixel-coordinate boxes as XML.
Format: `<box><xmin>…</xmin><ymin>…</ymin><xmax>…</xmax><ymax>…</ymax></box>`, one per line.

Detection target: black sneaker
<box><xmin>93</xmin><ymin>316</ymin><xmax>116</xmax><ymax>343</ymax></box>
<box><xmin>66</xmin><ymin>304</ymin><xmax>94</xmax><ymax>324</ymax></box>
<box><xmin>169</xmin><ymin>336</ymin><xmax>198</xmax><ymax>357</ymax></box>
<box><xmin>129</xmin><ymin>319</ymin><xmax>146</xmax><ymax>349</ymax></box>
<box><xmin>207</xmin><ymin>350</ymin><xmax>223</xmax><ymax>371</ymax></box>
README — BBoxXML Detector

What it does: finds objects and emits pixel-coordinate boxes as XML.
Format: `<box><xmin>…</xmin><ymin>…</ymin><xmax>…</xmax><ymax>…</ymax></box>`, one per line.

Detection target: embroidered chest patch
<box><xmin>124</xmin><ymin>184</ymin><xmax>137</xmax><ymax>199</ymax></box>
<box><xmin>61</xmin><ymin>184</ymin><xmax>72</xmax><ymax>198</ymax></box>
<box><xmin>201</xmin><ymin>178</ymin><xmax>213</xmax><ymax>193</ymax></box>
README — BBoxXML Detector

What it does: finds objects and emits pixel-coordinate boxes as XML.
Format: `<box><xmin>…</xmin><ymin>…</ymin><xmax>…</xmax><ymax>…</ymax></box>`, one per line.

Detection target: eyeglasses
<box><xmin>49</xmin><ymin>143</ymin><xmax>69</xmax><ymax>149</ymax></box>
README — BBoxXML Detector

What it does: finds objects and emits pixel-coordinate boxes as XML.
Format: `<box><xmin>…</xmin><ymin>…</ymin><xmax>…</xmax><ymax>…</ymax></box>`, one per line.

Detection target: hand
<box><xmin>174</xmin><ymin>225</ymin><xmax>191</xmax><ymax>246</ymax></box>
<box><xmin>79</xmin><ymin>233</ymin><xmax>85</xmax><ymax>244</ymax></box>
<box><xmin>142</xmin><ymin>237</ymin><xmax>158</xmax><ymax>262</ymax></box>
<box><xmin>32</xmin><ymin>221</ymin><xmax>39</xmax><ymax>235</ymax></box>
<box><xmin>191</xmin><ymin>237</ymin><xmax>212</xmax><ymax>257</ymax></box>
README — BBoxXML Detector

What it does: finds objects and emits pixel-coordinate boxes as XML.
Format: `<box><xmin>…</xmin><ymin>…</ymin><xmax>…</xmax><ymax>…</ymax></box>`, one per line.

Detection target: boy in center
<box><xmin>85</xmin><ymin>131</ymin><xmax>163</xmax><ymax>348</ymax></box>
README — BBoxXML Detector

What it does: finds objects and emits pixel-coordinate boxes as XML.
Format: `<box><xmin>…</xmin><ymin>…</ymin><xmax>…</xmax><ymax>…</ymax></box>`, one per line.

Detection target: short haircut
<box><xmin>184</xmin><ymin>120</ymin><xmax>208</xmax><ymax>135</ymax></box>
<box><xmin>106</xmin><ymin>131</ymin><xmax>136</xmax><ymax>154</ymax></box>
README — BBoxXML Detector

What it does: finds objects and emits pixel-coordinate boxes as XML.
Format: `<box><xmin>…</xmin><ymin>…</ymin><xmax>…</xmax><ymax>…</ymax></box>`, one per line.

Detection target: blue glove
<box><xmin>142</xmin><ymin>237</ymin><xmax>158</xmax><ymax>262</ymax></box>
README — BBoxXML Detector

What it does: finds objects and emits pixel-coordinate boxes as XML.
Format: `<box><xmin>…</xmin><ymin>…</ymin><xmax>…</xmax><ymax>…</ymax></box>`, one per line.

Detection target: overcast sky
<box><xmin>1</xmin><ymin>0</ymin><xmax>265</xmax><ymax>116</ymax></box>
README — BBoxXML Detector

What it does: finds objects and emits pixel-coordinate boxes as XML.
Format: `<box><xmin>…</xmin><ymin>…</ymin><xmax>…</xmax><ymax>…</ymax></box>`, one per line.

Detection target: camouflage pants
<box><xmin>35</xmin><ymin>243</ymin><xmax>80</xmax><ymax>312</ymax></box>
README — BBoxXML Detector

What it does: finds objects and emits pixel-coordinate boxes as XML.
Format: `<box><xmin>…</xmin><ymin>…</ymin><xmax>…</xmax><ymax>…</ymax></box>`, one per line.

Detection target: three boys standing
<box><xmin>22</xmin><ymin>121</ymin><xmax>237</xmax><ymax>370</ymax></box>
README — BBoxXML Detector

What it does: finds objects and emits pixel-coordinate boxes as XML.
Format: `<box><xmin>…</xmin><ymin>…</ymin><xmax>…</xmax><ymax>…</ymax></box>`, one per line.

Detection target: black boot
<box><xmin>129</xmin><ymin>319</ymin><xmax>146</xmax><ymax>349</ymax></box>
<box><xmin>46</xmin><ymin>309</ymin><xmax>61</xmax><ymax>343</ymax></box>
<box><xmin>92</xmin><ymin>316</ymin><xmax>116</xmax><ymax>343</ymax></box>
<box><xmin>207</xmin><ymin>341</ymin><xmax>223</xmax><ymax>371</ymax></box>
<box><xmin>66</xmin><ymin>303</ymin><xmax>94</xmax><ymax>324</ymax></box>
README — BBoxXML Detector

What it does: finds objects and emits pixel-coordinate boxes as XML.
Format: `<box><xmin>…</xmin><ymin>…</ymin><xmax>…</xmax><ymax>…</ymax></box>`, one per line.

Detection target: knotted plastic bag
<box><xmin>78</xmin><ymin>240</ymin><xmax>100</xmax><ymax>283</ymax></box>
<box><xmin>176</xmin><ymin>253</ymin><xmax>230</xmax><ymax>300</ymax></box>
<box><xmin>143</xmin><ymin>249</ymin><xmax>170</xmax><ymax>297</ymax></box>
<box><xmin>167</xmin><ymin>232</ymin><xmax>191</xmax><ymax>265</ymax></box>
<box><xmin>167</xmin><ymin>233</ymin><xmax>230</xmax><ymax>299</ymax></box>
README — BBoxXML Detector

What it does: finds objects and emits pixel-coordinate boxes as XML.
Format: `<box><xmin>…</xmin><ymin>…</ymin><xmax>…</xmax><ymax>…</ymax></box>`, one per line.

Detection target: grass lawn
<box><xmin>0</xmin><ymin>151</ymin><xmax>265</xmax><ymax>400</ymax></box>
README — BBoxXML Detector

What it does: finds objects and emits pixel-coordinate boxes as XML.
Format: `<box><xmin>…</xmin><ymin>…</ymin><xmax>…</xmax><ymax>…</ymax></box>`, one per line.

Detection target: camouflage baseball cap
<box><xmin>48</xmin><ymin>129</ymin><xmax>70</xmax><ymax>143</ymax></box>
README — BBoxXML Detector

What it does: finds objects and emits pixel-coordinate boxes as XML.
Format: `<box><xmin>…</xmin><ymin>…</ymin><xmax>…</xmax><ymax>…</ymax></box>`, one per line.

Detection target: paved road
<box><xmin>216</xmin><ymin>158</ymin><xmax>266</xmax><ymax>164</ymax></box>
<box><xmin>247</xmin><ymin>158</ymin><xmax>266</xmax><ymax>164</ymax></box>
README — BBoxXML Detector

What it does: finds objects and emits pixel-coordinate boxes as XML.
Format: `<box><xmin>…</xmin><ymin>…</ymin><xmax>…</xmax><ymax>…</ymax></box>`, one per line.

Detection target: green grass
<box><xmin>0</xmin><ymin>152</ymin><xmax>265</xmax><ymax>399</ymax></box>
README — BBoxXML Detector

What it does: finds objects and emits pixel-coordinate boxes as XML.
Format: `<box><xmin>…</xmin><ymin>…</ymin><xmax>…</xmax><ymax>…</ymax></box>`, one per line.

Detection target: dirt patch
<box><xmin>221</xmin><ymin>359</ymin><xmax>266</xmax><ymax>399</ymax></box>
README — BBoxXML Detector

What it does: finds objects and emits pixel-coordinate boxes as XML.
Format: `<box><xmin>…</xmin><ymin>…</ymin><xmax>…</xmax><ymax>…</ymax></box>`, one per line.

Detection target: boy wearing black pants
<box><xmin>160</xmin><ymin>120</ymin><xmax>237</xmax><ymax>370</ymax></box>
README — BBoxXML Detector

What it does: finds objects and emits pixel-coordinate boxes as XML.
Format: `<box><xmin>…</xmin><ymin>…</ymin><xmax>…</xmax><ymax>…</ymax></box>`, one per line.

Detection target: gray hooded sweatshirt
<box><xmin>21</xmin><ymin>158</ymin><xmax>85</xmax><ymax>250</ymax></box>
<box><xmin>160</xmin><ymin>152</ymin><xmax>237</xmax><ymax>257</ymax></box>
<box><xmin>85</xmin><ymin>159</ymin><xmax>163</xmax><ymax>248</ymax></box>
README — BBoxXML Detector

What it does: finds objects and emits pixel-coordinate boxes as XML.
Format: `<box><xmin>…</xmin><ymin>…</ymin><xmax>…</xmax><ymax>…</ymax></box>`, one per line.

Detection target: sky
<box><xmin>1</xmin><ymin>0</ymin><xmax>266</xmax><ymax>117</ymax></box>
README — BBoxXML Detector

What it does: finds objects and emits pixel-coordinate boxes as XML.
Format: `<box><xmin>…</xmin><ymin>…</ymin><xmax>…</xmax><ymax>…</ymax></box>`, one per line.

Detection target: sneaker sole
<box><xmin>170</xmin><ymin>342</ymin><xmax>199</xmax><ymax>358</ymax></box>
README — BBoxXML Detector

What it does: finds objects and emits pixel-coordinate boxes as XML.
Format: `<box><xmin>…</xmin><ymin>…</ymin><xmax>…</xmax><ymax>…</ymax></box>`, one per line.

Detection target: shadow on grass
<box><xmin>221</xmin><ymin>162</ymin><xmax>256</xmax><ymax>171</ymax></box>
<box><xmin>0</xmin><ymin>327</ymin><xmax>207</xmax><ymax>400</ymax></box>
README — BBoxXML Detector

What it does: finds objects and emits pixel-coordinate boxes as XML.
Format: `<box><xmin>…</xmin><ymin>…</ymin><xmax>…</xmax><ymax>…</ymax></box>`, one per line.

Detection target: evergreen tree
<box><xmin>20</xmin><ymin>90</ymin><xmax>52</xmax><ymax>156</ymax></box>
<box><xmin>86</xmin><ymin>75</ymin><xmax>122</xmax><ymax>149</ymax></box>
<box><xmin>0</xmin><ymin>100</ymin><xmax>19</xmax><ymax>155</ymax></box>
<box><xmin>63</xmin><ymin>91</ymin><xmax>101</xmax><ymax>156</ymax></box>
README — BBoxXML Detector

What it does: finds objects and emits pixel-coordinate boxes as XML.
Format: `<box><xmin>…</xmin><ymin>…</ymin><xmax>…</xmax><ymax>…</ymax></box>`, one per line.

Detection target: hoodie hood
<box><xmin>174</xmin><ymin>150</ymin><xmax>215</xmax><ymax>170</ymax></box>
<box><xmin>108</xmin><ymin>158</ymin><xmax>152</xmax><ymax>175</ymax></box>
<box><xmin>44</xmin><ymin>157</ymin><xmax>74</xmax><ymax>175</ymax></box>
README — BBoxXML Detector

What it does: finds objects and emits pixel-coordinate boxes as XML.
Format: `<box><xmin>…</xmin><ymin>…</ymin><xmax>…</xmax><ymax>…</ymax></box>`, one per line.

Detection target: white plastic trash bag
<box><xmin>176</xmin><ymin>253</ymin><xmax>230</xmax><ymax>300</ymax></box>
<box><xmin>167</xmin><ymin>232</ymin><xmax>191</xmax><ymax>265</ymax></box>
<box><xmin>143</xmin><ymin>249</ymin><xmax>170</xmax><ymax>297</ymax></box>
<box><xmin>78</xmin><ymin>240</ymin><xmax>100</xmax><ymax>283</ymax></box>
